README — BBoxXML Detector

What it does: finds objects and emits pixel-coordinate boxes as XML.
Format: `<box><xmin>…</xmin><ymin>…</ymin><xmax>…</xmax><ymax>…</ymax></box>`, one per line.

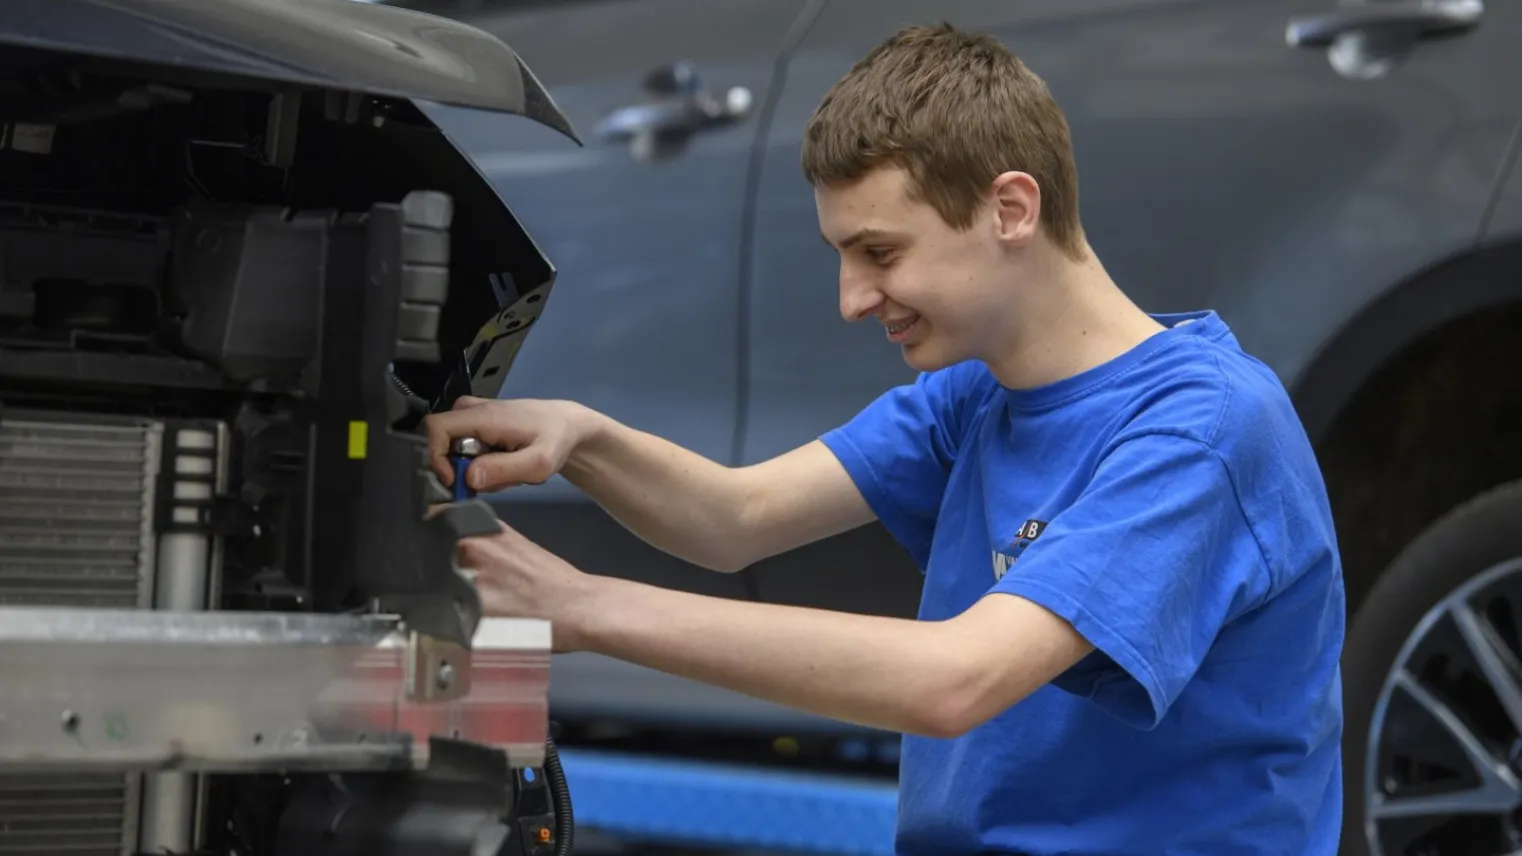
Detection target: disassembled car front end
<box><xmin>0</xmin><ymin>1</ymin><xmax>578</xmax><ymax>853</ymax></box>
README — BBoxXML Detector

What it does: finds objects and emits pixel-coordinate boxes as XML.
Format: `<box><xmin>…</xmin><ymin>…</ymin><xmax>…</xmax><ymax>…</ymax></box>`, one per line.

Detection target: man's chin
<box><xmin>900</xmin><ymin>338</ymin><xmax>956</xmax><ymax>373</ymax></box>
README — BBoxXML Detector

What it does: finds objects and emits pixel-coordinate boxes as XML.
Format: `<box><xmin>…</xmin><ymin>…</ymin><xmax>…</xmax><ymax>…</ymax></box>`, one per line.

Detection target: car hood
<box><xmin>0</xmin><ymin>0</ymin><xmax>579</xmax><ymax>144</ymax></box>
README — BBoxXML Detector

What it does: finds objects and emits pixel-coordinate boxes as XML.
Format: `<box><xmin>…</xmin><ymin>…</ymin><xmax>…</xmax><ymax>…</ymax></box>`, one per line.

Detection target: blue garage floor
<box><xmin>558</xmin><ymin>748</ymin><xmax>898</xmax><ymax>856</ymax></box>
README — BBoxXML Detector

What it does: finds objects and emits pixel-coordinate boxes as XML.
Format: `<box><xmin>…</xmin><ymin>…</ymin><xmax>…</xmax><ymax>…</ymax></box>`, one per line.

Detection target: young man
<box><xmin>426</xmin><ymin>23</ymin><xmax>1345</xmax><ymax>855</ymax></box>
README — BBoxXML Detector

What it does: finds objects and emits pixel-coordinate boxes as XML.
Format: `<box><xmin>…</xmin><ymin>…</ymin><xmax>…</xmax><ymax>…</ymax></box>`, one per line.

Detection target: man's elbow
<box><xmin>910</xmin><ymin>595</ymin><xmax>1095</xmax><ymax>738</ymax></box>
<box><xmin>909</xmin><ymin>670</ymin><xmax>1024</xmax><ymax>739</ymax></box>
<box><xmin>702</xmin><ymin>549</ymin><xmax>751</xmax><ymax>575</ymax></box>
<box><xmin>910</xmin><ymin>702</ymin><xmax>975</xmax><ymax>739</ymax></box>
<box><xmin>714</xmin><ymin>468</ymin><xmax>771</xmax><ymax>572</ymax></box>
<box><xmin>668</xmin><ymin>539</ymin><xmax>751</xmax><ymax>574</ymax></box>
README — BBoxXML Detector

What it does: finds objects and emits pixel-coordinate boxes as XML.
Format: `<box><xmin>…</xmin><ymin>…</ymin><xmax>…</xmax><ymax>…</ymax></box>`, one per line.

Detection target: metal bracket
<box><xmin>0</xmin><ymin>607</ymin><xmax>551</xmax><ymax>774</ymax></box>
<box><xmin>405</xmin><ymin>630</ymin><xmax>471</xmax><ymax>703</ymax></box>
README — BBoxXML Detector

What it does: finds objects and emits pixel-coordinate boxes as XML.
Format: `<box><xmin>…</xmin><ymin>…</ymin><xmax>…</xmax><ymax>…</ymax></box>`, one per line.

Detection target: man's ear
<box><xmin>989</xmin><ymin>171</ymin><xmax>1041</xmax><ymax>247</ymax></box>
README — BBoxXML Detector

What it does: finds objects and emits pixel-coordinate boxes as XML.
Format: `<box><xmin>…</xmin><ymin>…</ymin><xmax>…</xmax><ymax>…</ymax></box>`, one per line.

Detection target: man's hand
<box><xmin>425</xmin><ymin>396</ymin><xmax>872</xmax><ymax>573</ymax></box>
<box><xmin>459</xmin><ymin>522</ymin><xmax>1095</xmax><ymax>737</ymax></box>
<box><xmin>456</xmin><ymin>520</ymin><xmax>597</xmax><ymax>653</ymax></box>
<box><xmin>423</xmin><ymin>397</ymin><xmax>598</xmax><ymax>493</ymax></box>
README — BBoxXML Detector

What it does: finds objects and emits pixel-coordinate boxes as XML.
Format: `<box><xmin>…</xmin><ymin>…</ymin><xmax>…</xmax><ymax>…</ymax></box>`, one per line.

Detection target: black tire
<box><xmin>1341</xmin><ymin>479</ymin><xmax>1522</xmax><ymax>856</ymax></box>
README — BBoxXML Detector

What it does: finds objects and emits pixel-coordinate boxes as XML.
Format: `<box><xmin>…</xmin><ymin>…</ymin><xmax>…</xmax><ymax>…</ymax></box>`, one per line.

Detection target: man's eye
<box><xmin>865</xmin><ymin>247</ymin><xmax>894</xmax><ymax>264</ymax></box>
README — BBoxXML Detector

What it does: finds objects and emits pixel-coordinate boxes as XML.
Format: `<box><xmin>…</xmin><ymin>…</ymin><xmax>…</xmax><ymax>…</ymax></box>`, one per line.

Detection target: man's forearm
<box><xmin>561</xmin><ymin>410</ymin><xmax>755</xmax><ymax>572</ymax></box>
<box><xmin>567</xmin><ymin>574</ymin><xmax>981</xmax><ymax>737</ymax></box>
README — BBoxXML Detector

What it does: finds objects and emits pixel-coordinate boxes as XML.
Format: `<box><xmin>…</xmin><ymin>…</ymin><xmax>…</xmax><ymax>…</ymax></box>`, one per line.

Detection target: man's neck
<box><xmin>984</xmin><ymin>245</ymin><xmax>1167</xmax><ymax>391</ymax></box>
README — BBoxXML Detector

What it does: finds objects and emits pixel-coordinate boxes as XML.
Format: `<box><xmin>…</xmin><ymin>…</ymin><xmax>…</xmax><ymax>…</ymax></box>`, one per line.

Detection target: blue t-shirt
<box><xmin>820</xmin><ymin>311</ymin><xmax>1345</xmax><ymax>855</ymax></box>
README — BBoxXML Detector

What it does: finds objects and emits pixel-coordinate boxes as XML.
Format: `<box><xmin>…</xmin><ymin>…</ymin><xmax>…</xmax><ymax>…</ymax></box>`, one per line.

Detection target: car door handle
<box><xmin>596</xmin><ymin>61</ymin><xmax>753</xmax><ymax>152</ymax></box>
<box><xmin>597</xmin><ymin>97</ymin><xmax>749</xmax><ymax>139</ymax></box>
<box><xmin>1286</xmin><ymin>0</ymin><xmax>1483</xmax><ymax>49</ymax></box>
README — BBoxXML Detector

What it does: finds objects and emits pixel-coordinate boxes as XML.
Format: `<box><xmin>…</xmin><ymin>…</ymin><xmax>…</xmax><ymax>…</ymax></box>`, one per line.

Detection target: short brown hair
<box><xmin>801</xmin><ymin>23</ymin><xmax>1085</xmax><ymax>259</ymax></box>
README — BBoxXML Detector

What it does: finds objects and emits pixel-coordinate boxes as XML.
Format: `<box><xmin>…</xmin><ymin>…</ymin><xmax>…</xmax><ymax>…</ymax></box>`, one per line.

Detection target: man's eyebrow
<box><xmin>821</xmin><ymin>228</ymin><xmax>894</xmax><ymax>249</ymax></box>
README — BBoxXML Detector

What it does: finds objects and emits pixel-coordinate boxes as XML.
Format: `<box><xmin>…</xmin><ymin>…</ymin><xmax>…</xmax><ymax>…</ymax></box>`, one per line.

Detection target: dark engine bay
<box><xmin>0</xmin><ymin>12</ymin><xmax>573</xmax><ymax>856</ymax></box>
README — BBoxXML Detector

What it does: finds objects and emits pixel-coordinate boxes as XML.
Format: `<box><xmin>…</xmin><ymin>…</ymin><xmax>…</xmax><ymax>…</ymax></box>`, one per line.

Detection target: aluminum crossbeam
<box><xmin>0</xmin><ymin>607</ymin><xmax>551</xmax><ymax>774</ymax></box>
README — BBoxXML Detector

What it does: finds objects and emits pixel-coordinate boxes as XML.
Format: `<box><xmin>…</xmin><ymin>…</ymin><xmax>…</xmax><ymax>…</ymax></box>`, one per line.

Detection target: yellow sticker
<box><xmin>347</xmin><ymin>421</ymin><xmax>368</xmax><ymax>459</ymax></box>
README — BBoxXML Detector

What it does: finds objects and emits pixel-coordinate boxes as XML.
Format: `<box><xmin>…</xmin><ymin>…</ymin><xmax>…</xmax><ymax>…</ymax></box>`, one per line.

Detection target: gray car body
<box><xmin>411</xmin><ymin>0</ymin><xmax>1522</xmax><ymax>733</ymax></box>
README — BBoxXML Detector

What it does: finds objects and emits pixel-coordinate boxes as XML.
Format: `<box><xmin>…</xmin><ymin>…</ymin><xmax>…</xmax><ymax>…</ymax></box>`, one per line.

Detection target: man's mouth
<box><xmin>885</xmin><ymin>315</ymin><xmax>920</xmax><ymax>342</ymax></box>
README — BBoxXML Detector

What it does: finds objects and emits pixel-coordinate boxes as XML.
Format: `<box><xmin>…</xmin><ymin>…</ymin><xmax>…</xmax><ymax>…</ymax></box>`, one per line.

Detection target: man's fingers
<box><xmin>422</xmin><ymin>399</ymin><xmax>553</xmax><ymax>489</ymax></box>
<box><xmin>468</xmin><ymin>446</ymin><xmax>556</xmax><ymax>490</ymax></box>
<box><xmin>456</xmin><ymin>532</ymin><xmax>500</xmax><ymax>568</ymax></box>
<box><xmin>491</xmin><ymin>518</ymin><xmax>527</xmax><ymax>543</ymax></box>
<box><xmin>422</xmin><ymin>407</ymin><xmax>496</xmax><ymax>484</ymax></box>
<box><xmin>423</xmin><ymin>410</ymin><xmax>460</xmax><ymax>478</ymax></box>
<box><xmin>456</xmin><ymin>521</ymin><xmax>521</xmax><ymax>568</ymax></box>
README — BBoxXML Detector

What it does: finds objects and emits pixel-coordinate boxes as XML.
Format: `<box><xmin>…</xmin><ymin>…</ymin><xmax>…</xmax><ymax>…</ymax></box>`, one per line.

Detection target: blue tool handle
<box><xmin>452</xmin><ymin>456</ymin><xmax>474</xmax><ymax>501</ymax></box>
<box><xmin>448</xmin><ymin>437</ymin><xmax>490</xmax><ymax>501</ymax></box>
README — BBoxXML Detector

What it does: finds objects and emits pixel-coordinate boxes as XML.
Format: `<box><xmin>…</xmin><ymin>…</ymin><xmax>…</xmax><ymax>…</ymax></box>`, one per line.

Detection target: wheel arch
<box><xmin>1291</xmin><ymin>236</ymin><xmax>1522</xmax><ymax>448</ymax></box>
<box><xmin>1289</xmin><ymin>233</ymin><xmax>1522</xmax><ymax>611</ymax></box>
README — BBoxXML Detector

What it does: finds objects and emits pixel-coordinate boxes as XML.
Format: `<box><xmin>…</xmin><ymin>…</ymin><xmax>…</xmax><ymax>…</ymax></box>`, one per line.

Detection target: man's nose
<box><xmin>839</xmin><ymin>269</ymin><xmax>884</xmax><ymax>323</ymax></box>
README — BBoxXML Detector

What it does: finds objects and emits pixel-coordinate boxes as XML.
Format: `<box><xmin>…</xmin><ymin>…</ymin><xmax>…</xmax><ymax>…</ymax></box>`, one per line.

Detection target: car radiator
<box><xmin>0</xmin><ymin>414</ymin><xmax>173</xmax><ymax>856</ymax></box>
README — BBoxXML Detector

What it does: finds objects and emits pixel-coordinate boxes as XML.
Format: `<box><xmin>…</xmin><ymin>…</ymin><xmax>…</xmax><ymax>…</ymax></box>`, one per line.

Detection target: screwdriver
<box><xmin>448</xmin><ymin>437</ymin><xmax>490</xmax><ymax>501</ymax></box>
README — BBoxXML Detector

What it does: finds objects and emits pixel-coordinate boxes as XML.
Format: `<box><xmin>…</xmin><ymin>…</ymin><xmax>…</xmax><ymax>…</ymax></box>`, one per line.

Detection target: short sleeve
<box><xmin>990</xmin><ymin>432</ymin><xmax>1271</xmax><ymax>729</ymax></box>
<box><xmin>820</xmin><ymin>362</ymin><xmax>992</xmax><ymax>568</ymax></box>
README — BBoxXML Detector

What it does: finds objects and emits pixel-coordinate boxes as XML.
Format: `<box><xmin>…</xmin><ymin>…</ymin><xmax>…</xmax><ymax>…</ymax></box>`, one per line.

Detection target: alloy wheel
<box><xmin>1366</xmin><ymin>557</ymin><xmax>1522</xmax><ymax>855</ymax></box>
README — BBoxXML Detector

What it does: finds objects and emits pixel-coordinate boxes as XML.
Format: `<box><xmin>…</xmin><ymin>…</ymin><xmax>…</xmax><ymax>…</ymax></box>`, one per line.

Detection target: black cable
<box><xmin>388</xmin><ymin>369</ymin><xmax>429</xmax><ymax>413</ymax></box>
<box><xmin>542</xmin><ymin>733</ymin><xmax>574</xmax><ymax>856</ymax></box>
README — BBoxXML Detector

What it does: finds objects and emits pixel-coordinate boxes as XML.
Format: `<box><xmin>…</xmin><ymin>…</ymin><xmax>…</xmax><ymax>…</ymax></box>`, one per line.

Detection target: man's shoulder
<box><xmin>1113</xmin><ymin>316</ymin><xmax>1305</xmax><ymax>455</ymax></box>
<box><xmin>1113</xmin><ymin>317</ymin><xmax>1340</xmax><ymax>592</ymax></box>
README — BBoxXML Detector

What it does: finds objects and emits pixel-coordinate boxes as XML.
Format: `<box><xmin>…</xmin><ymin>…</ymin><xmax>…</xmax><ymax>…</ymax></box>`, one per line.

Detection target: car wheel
<box><xmin>1343</xmin><ymin>480</ymin><xmax>1522</xmax><ymax>856</ymax></box>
